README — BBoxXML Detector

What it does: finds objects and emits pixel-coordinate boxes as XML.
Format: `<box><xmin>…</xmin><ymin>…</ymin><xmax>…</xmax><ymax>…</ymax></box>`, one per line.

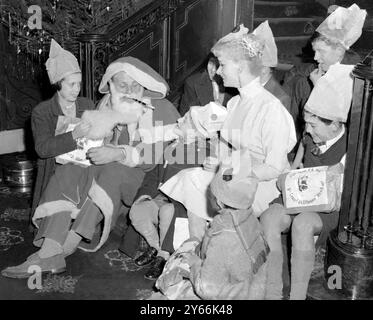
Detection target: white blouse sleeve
<box><xmin>252</xmin><ymin>103</ymin><xmax>297</xmax><ymax>181</ymax></box>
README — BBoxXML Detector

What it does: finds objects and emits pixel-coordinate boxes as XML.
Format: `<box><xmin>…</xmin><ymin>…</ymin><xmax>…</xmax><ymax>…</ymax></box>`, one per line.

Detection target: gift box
<box><xmin>55</xmin><ymin>117</ymin><xmax>103</xmax><ymax>167</ymax></box>
<box><xmin>280</xmin><ymin>164</ymin><xmax>344</xmax><ymax>214</ymax></box>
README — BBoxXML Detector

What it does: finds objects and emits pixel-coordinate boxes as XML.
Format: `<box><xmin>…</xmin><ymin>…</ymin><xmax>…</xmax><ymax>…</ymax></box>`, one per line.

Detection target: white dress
<box><xmin>160</xmin><ymin>78</ymin><xmax>297</xmax><ymax>218</ymax></box>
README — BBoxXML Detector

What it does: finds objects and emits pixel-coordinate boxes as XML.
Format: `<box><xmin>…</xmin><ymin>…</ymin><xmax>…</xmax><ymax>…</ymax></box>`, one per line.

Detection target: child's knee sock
<box><xmin>290</xmin><ymin>248</ymin><xmax>315</xmax><ymax>300</ymax></box>
<box><xmin>265</xmin><ymin>250</ymin><xmax>284</xmax><ymax>300</ymax></box>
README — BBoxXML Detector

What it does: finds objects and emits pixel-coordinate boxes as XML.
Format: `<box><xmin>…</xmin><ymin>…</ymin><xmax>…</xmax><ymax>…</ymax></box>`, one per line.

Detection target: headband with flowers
<box><xmin>239</xmin><ymin>35</ymin><xmax>264</xmax><ymax>59</ymax></box>
<box><xmin>213</xmin><ymin>24</ymin><xmax>264</xmax><ymax>59</ymax></box>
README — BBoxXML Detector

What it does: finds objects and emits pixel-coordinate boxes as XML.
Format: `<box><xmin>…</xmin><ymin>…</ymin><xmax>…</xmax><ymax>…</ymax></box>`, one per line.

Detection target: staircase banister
<box><xmin>107</xmin><ymin>0</ymin><xmax>172</xmax><ymax>39</ymax></box>
<box><xmin>352</xmin><ymin>49</ymin><xmax>373</xmax><ymax>80</ymax></box>
<box><xmin>77</xmin><ymin>33</ymin><xmax>109</xmax><ymax>43</ymax></box>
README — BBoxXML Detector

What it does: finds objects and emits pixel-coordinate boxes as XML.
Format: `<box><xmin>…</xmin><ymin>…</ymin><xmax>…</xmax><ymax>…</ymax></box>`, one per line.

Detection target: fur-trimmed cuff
<box><xmin>32</xmin><ymin>200</ymin><xmax>79</xmax><ymax>228</ymax></box>
<box><xmin>83</xmin><ymin>178</ymin><xmax>114</xmax><ymax>252</ymax></box>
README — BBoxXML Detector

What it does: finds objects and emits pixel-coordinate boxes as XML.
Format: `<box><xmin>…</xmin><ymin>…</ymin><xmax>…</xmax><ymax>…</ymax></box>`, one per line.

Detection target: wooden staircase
<box><xmin>254</xmin><ymin>0</ymin><xmax>373</xmax><ymax>65</ymax></box>
<box><xmin>254</xmin><ymin>0</ymin><xmax>328</xmax><ymax>65</ymax></box>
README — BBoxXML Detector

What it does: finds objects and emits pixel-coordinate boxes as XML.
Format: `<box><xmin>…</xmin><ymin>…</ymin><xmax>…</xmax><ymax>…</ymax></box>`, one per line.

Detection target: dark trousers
<box><xmin>34</xmin><ymin>199</ymin><xmax>102</xmax><ymax>247</ymax></box>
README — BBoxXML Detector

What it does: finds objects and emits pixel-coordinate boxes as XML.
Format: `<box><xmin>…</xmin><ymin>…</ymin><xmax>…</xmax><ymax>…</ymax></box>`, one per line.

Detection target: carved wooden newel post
<box><xmin>77</xmin><ymin>33</ymin><xmax>109</xmax><ymax>104</ymax></box>
<box><xmin>325</xmin><ymin>51</ymin><xmax>373</xmax><ymax>300</ymax></box>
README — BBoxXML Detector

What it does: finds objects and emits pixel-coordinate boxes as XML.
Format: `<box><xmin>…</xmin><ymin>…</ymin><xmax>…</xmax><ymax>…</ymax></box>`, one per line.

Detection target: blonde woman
<box><xmin>159</xmin><ymin>26</ymin><xmax>296</xmax><ymax>241</ymax></box>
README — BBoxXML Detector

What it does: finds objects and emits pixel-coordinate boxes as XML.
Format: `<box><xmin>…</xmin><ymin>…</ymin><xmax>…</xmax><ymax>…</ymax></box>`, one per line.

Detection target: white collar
<box><xmin>320</xmin><ymin>126</ymin><xmax>345</xmax><ymax>153</ymax></box>
<box><xmin>322</xmin><ymin>62</ymin><xmax>341</xmax><ymax>76</ymax></box>
<box><xmin>238</xmin><ymin>77</ymin><xmax>262</xmax><ymax>98</ymax></box>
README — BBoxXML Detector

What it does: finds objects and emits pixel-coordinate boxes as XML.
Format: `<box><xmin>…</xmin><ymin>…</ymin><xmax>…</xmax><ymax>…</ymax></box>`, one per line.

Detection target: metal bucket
<box><xmin>2</xmin><ymin>154</ymin><xmax>36</xmax><ymax>193</ymax></box>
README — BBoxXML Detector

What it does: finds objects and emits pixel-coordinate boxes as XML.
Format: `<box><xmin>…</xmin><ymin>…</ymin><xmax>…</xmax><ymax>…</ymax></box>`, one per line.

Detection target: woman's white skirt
<box><xmin>160</xmin><ymin>167</ymin><xmax>280</xmax><ymax>219</ymax></box>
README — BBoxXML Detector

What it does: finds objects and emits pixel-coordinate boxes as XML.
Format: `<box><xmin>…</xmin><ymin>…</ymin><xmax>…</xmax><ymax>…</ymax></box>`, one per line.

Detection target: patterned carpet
<box><xmin>0</xmin><ymin>186</ymin><xmax>155</xmax><ymax>300</ymax></box>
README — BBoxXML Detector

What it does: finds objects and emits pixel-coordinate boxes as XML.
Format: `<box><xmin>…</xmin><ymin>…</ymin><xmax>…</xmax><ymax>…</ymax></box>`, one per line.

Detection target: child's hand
<box><xmin>276</xmin><ymin>172</ymin><xmax>288</xmax><ymax>192</ymax></box>
<box><xmin>310</xmin><ymin>68</ymin><xmax>325</xmax><ymax>86</ymax></box>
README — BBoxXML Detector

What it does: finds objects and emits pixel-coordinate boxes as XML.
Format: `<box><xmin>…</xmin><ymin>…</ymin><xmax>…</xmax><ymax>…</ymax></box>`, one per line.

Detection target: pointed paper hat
<box><xmin>252</xmin><ymin>20</ymin><xmax>278</xmax><ymax>67</ymax></box>
<box><xmin>45</xmin><ymin>39</ymin><xmax>81</xmax><ymax>84</ymax></box>
<box><xmin>210</xmin><ymin>150</ymin><xmax>258</xmax><ymax>209</ymax></box>
<box><xmin>213</xmin><ymin>24</ymin><xmax>272</xmax><ymax>63</ymax></box>
<box><xmin>216</xmin><ymin>24</ymin><xmax>249</xmax><ymax>43</ymax></box>
<box><xmin>305</xmin><ymin>63</ymin><xmax>354</xmax><ymax>122</ymax></box>
<box><xmin>99</xmin><ymin>56</ymin><xmax>169</xmax><ymax>99</ymax></box>
<box><xmin>316</xmin><ymin>3</ymin><xmax>367</xmax><ymax>49</ymax></box>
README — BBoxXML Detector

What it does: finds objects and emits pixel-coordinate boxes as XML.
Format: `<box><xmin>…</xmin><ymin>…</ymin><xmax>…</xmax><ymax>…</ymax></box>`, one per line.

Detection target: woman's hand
<box><xmin>72</xmin><ymin>121</ymin><xmax>91</xmax><ymax>140</ymax></box>
<box><xmin>203</xmin><ymin>156</ymin><xmax>219</xmax><ymax>172</ymax></box>
<box><xmin>173</xmin><ymin>113</ymin><xmax>196</xmax><ymax>142</ymax></box>
<box><xmin>86</xmin><ymin>145</ymin><xmax>124</xmax><ymax>165</ymax></box>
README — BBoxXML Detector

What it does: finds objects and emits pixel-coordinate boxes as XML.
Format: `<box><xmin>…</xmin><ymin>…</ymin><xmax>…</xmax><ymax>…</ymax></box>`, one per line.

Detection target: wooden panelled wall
<box><xmin>78</xmin><ymin>0</ymin><xmax>254</xmax><ymax>105</ymax></box>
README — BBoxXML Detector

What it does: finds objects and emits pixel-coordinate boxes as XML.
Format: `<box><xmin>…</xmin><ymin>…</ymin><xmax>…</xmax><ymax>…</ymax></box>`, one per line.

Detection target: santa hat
<box><xmin>99</xmin><ymin>56</ymin><xmax>169</xmax><ymax>99</ymax></box>
<box><xmin>252</xmin><ymin>20</ymin><xmax>278</xmax><ymax>67</ymax></box>
<box><xmin>305</xmin><ymin>63</ymin><xmax>354</xmax><ymax>122</ymax></box>
<box><xmin>189</xmin><ymin>102</ymin><xmax>228</xmax><ymax>137</ymax></box>
<box><xmin>210</xmin><ymin>150</ymin><xmax>258</xmax><ymax>209</ymax></box>
<box><xmin>45</xmin><ymin>39</ymin><xmax>81</xmax><ymax>84</ymax></box>
<box><xmin>316</xmin><ymin>3</ymin><xmax>367</xmax><ymax>49</ymax></box>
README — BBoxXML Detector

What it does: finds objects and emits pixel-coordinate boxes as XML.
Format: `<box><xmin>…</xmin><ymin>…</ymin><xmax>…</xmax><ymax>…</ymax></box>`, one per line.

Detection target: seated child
<box><xmin>261</xmin><ymin>63</ymin><xmax>354</xmax><ymax>300</ymax></box>
<box><xmin>128</xmin><ymin>102</ymin><xmax>227</xmax><ymax>280</ymax></box>
<box><xmin>153</xmin><ymin>155</ymin><xmax>269</xmax><ymax>300</ymax></box>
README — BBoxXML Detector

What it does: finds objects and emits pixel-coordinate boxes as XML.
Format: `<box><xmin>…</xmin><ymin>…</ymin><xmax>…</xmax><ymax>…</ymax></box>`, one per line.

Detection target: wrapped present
<box><xmin>280</xmin><ymin>164</ymin><xmax>344</xmax><ymax>214</ymax></box>
<box><xmin>55</xmin><ymin>117</ymin><xmax>103</xmax><ymax>167</ymax></box>
<box><xmin>155</xmin><ymin>239</ymin><xmax>200</xmax><ymax>300</ymax></box>
<box><xmin>189</xmin><ymin>101</ymin><xmax>228</xmax><ymax>137</ymax></box>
